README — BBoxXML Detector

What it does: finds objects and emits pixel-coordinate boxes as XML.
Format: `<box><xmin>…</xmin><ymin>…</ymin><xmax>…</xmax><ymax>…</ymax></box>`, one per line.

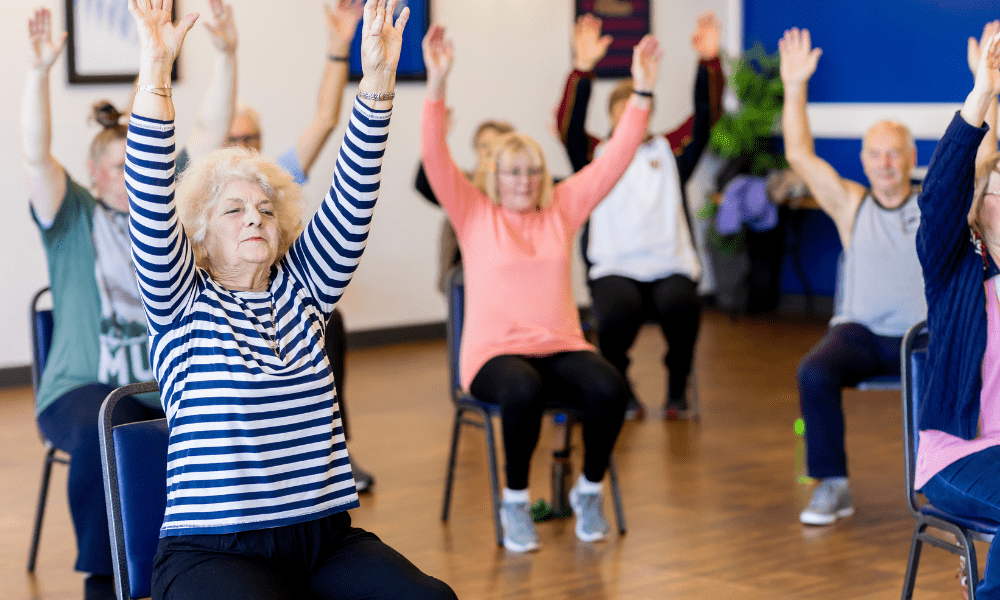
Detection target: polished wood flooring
<box><xmin>0</xmin><ymin>311</ymin><xmax>977</xmax><ymax>599</ymax></box>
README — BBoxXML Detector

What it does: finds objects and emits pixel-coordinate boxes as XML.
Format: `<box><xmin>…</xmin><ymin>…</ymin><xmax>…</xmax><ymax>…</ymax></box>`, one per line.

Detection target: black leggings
<box><xmin>469</xmin><ymin>350</ymin><xmax>629</xmax><ymax>490</ymax></box>
<box><xmin>152</xmin><ymin>512</ymin><xmax>456</xmax><ymax>600</ymax></box>
<box><xmin>589</xmin><ymin>274</ymin><xmax>701</xmax><ymax>400</ymax></box>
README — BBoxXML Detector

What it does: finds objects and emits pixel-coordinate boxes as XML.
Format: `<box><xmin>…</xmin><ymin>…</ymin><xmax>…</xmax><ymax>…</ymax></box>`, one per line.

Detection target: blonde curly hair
<box><xmin>175</xmin><ymin>147</ymin><xmax>306</xmax><ymax>274</ymax></box>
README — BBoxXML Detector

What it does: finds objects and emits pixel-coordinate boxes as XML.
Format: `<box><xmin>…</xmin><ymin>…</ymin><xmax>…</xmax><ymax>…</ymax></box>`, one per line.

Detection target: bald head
<box><xmin>860</xmin><ymin>120</ymin><xmax>916</xmax><ymax>204</ymax></box>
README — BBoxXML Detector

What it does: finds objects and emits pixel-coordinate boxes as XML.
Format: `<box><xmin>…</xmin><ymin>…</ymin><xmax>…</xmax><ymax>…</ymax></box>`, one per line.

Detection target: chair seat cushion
<box><xmin>920</xmin><ymin>503</ymin><xmax>1000</xmax><ymax>536</ymax></box>
<box><xmin>854</xmin><ymin>374</ymin><xmax>901</xmax><ymax>391</ymax></box>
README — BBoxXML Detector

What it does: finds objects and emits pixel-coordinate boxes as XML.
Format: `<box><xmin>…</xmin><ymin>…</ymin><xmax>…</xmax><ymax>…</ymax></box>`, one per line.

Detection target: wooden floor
<box><xmin>0</xmin><ymin>311</ymin><xmax>977</xmax><ymax>599</ymax></box>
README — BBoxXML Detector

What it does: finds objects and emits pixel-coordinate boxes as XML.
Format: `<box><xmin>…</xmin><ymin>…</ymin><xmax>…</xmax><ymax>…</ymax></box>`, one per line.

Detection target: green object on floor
<box><xmin>794</xmin><ymin>417</ymin><xmax>805</xmax><ymax>437</ymax></box>
<box><xmin>531</xmin><ymin>499</ymin><xmax>573</xmax><ymax>522</ymax></box>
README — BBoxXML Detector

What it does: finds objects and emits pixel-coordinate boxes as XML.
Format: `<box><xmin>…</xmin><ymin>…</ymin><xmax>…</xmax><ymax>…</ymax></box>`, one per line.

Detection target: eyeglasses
<box><xmin>228</xmin><ymin>133</ymin><xmax>261</xmax><ymax>146</ymax></box>
<box><xmin>497</xmin><ymin>167</ymin><xmax>544</xmax><ymax>179</ymax></box>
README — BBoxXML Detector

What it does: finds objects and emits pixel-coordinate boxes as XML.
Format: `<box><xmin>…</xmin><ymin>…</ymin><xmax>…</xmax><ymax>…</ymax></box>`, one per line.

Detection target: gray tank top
<box><xmin>831</xmin><ymin>191</ymin><xmax>927</xmax><ymax>337</ymax></box>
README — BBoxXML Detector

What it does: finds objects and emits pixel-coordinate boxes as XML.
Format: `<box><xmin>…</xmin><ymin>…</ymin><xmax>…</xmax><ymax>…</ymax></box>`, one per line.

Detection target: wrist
<box><xmin>329</xmin><ymin>40</ymin><xmax>351</xmax><ymax>57</ymax></box>
<box><xmin>359</xmin><ymin>72</ymin><xmax>396</xmax><ymax>94</ymax></box>
<box><xmin>573</xmin><ymin>60</ymin><xmax>597</xmax><ymax>72</ymax></box>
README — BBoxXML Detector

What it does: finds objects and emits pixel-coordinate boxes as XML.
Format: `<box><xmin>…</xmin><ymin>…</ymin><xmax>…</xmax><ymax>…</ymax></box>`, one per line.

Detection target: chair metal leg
<box><xmin>27</xmin><ymin>446</ymin><xmax>58</xmax><ymax>572</ymax></box>
<box><xmin>900</xmin><ymin>523</ymin><xmax>925</xmax><ymax>600</ymax></box>
<box><xmin>441</xmin><ymin>408</ymin><xmax>465</xmax><ymax>522</ymax></box>
<box><xmin>483</xmin><ymin>412</ymin><xmax>504</xmax><ymax>547</ymax></box>
<box><xmin>964</xmin><ymin>530</ymin><xmax>980</xmax><ymax>600</ymax></box>
<box><xmin>608</xmin><ymin>456</ymin><xmax>627</xmax><ymax>534</ymax></box>
<box><xmin>550</xmin><ymin>417</ymin><xmax>574</xmax><ymax>516</ymax></box>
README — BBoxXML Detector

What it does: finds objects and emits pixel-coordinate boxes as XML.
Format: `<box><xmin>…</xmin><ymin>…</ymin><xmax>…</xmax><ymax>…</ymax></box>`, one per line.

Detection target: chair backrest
<box><xmin>900</xmin><ymin>320</ymin><xmax>929</xmax><ymax>519</ymax></box>
<box><xmin>30</xmin><ymin>287</ymin><xmax>53</xmax><ymax>396</ymax></box>
<box><xmin>99</xmin><ymin>381</ymin><xmax>166</xmax><ymax>600</ymax></box>
<box><xmin>445</xmin><ymin>266</ymin><xmax>465</xmax><ymax>401</ymax></box>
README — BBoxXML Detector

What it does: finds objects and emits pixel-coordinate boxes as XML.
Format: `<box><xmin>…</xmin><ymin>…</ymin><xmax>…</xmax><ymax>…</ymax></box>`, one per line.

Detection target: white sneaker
<box><xmin>569</xmin><ymin>486</ymin><xmax>610</xmax><ymax>542</ymax></box>
<box><xmin>799</xmin><ymin>478</ymin><xmax>854</xmax><ymax>525</ymax></box>
<box><xmin>500</xmin><ymin>499</ymin><xmax>540</xmax><ymax>552</ymax></box>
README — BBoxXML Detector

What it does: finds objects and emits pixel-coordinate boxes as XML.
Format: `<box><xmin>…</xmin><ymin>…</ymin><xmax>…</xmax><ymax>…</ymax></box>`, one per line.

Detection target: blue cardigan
<box><xmin>917</xmin><ymin>112</ymin><xmax>999</xmax><ymax>438</ymax></box>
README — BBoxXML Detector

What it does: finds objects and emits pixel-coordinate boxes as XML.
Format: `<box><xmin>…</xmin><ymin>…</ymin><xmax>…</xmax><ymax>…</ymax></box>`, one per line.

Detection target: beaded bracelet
<box><xmin>357</xmin><ymin>89</ymin><xmax>395</xmax><ymax>102</ymax></box>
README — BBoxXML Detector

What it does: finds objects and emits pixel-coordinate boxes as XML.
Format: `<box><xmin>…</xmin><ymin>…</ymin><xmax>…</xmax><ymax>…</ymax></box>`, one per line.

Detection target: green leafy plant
<box><xmin>709</xmin><ymin>42</ymin><xmax>788</xmax><ymax>176</ymax></box>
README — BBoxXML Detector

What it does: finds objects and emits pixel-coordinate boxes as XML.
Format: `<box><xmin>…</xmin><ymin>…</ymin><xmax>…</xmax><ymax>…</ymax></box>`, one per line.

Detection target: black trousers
<box><xmin>589</xmin><ymin>274</ymin><xmax>701</xmax><ymax>401</ymax></box>
<box><xmin>797</xmin><ymin>323</ymin><xmax>902</xmax><ymax>478</ymax></box>
<box><xmin>37</xmin><ymin>383</ymin><xmax>162</xmax><ymax>575</ymax></box>
<box><xmin>469</xmin><ymin>350</ymin><xmax>629</xmax><ymax>490</ymax></box>
<box><xmin>152</xmin><ymin>512</ymin><xmax>456</xmax><ymax>600</ymax></box>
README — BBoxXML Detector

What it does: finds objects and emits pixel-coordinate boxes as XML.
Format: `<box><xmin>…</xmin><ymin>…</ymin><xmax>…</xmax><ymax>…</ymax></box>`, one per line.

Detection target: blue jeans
<box><xmin>797</xmin><ymin>323</ymin><xmax>902</xmax><ymax>478</ymax></box>
<box><xmin>922</xmin><ymin>445</ymin><xmax>1000</xmax><ymax>599</ymax></box>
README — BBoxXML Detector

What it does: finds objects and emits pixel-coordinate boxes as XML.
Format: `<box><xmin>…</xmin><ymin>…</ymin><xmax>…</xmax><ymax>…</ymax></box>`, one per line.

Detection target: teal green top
<box><xmin>32</xmin><ymin>173</ymin><xmax>157</xmax><ymax>414</ymax></box>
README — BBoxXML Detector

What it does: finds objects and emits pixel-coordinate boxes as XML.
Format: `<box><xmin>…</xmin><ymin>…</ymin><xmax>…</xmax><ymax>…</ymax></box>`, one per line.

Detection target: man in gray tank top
<box><xmin>780</xmin><ymin>28</ymin><xmax>927</xmax><ymax>526</ymax></box>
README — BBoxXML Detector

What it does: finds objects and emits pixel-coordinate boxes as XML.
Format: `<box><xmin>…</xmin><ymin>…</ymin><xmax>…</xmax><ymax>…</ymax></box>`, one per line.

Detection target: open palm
<box><xmin>127</xmin><ymin>0</ymin><xmax>198</xmax><ymax>66</ymax></box>
<box><xmin>574</xmin><ymin>14</ymin><xmax>612</xmax><ymax>71</ymax></box>
<box><xmin>327</xmin><ymin>0</ymin><xmax>364</xmax><ymax>49</ymax></box>
<box><xmin>779</xmin><ymin>27</ymin><xmax>822</xmax><ymax>85</ymax></box>
<box><xmin>975</xmin><ymin>31</ymin><xmax>1000</xmax><ymax>98</ymax></box>
<box><xmin>422</xmin><ymin>24</ymin><xmax>453</xmax><ymax>82</ymax></box>
<box><xmin>360</xmin><ymin>0</ymin><xmax>409</xmax><ymax>77</ymax></box>
<box><xmin>29</xmin><ymin>8</ymin><xmax>66</xmax><ymax>70</ymax></box>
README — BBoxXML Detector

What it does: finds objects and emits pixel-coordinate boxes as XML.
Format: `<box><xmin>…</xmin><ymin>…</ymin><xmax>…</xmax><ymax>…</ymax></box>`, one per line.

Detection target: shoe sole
<box><xmin>499</xmin><ymin>510</ymin><xmax>540</xmax><ymax>552</ymax></box>
<box><xmin>799</xmin><ymin>506</ymin><xmax>855</xmax><ymax>526</ymax></box>
<box><xmin>568</xmin><ymin>489</ymin><xmax>608</xmax><ymax>543</ymax></box>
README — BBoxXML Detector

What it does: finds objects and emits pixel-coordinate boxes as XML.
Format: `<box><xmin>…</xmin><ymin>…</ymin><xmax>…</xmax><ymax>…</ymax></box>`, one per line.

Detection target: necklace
<box><xmin>264</xmin><ymin>298</ymin><xmax>280</xmax><ymax>356</ymax></box>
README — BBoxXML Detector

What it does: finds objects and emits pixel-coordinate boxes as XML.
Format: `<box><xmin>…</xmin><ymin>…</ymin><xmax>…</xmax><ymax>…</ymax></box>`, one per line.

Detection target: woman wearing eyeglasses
<box><xmin>420</xmin><ymin>25</ymin><xmax>659</xmax><ymax>552</ymax></box>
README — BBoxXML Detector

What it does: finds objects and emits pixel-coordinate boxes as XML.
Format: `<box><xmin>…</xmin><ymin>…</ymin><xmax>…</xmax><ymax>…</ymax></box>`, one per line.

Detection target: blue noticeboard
<box><xmin>744</xmin><ymin>0</ymin><xmax>993</xmax><ymax>103</ymax></box>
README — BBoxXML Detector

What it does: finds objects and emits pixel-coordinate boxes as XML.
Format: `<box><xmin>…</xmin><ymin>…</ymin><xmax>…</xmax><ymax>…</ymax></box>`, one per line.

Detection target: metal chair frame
<box><xmin>27</xmin><ymin>286</ymin><xmax>70</xmax><ymax>573</ymax></box>
<box><xmin>899</xmin><ymin>321</ymin><xmax>997</xmax><ymax>600</ymax></box>
<box><xmin>440</xmin><ymin>267</ymin><xmax>627</xmax><ymax>546</ymax></box>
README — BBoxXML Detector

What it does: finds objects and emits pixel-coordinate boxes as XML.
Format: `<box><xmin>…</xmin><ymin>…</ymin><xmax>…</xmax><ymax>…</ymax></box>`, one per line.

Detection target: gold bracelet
<box><xmin>357</xmin><ymin>89</ymin><xmax>394</xmax><ymax>102</ymax></box>
<box><xmin>136</xmin><ymin>84</ymin><xmax>172</xmax><ymax>98</ymax></box>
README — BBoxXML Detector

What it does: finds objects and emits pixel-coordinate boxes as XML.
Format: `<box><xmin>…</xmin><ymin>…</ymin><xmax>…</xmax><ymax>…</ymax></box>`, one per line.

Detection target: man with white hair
<box><xmin>779</xmin><ymin>27</ymin><xmax>927</xmax><ymax>525</ymax></box>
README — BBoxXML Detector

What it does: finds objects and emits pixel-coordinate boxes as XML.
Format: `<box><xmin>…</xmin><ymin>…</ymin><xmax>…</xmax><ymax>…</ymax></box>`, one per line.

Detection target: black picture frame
<box><xmin>575</xmin><ymin>0</ymin><xmax>651</xmax><ymax>78</ymax></box>
<box><xmin>66</xmin><ymin>0</ymin><xmax>178</xmax><ymax>85</ymax></box>
<box><xmin>348</xmin><ymin>0</ymin><xmax>430</xmax><ymax>82</ymax></box>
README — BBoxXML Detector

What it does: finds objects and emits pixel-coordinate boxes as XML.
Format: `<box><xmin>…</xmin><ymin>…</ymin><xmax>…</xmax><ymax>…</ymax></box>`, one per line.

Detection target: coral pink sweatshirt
<box><xmin>421</xmin><ymin>98</ymin><xmax>650</xmax><ymax>390</ymax></box>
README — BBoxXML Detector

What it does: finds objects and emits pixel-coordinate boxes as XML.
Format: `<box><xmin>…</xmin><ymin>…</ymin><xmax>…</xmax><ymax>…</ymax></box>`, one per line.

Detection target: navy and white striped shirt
<box><xmin>125</xmin><ymin>99</ymin><xmax>390</xmax><ymax>536</ymax></box>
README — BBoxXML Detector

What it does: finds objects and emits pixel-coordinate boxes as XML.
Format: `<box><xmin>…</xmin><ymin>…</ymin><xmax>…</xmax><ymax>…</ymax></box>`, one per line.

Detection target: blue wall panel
<box><xmin>744</xmin><ymin>0</ymin><xmax>992</xmax><ymax>103</ymax></box>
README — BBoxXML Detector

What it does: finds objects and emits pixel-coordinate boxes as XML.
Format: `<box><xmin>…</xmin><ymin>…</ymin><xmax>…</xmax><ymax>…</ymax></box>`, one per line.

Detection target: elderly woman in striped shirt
<box><xmin>124</xmin><ymin>1</ymin><xmax>455</xmax><ymax>599</ymax></box>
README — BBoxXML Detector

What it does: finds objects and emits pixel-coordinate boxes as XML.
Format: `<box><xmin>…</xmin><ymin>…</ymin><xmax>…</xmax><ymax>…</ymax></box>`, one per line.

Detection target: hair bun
<box><xmin>91</xmin><ymin>101</ymin><xmax>122</xmax><ymax>129</ymax></box>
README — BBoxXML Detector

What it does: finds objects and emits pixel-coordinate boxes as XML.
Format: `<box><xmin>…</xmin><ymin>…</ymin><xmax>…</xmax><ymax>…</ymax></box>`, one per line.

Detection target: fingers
<box><xmin>394</xmin><ymin>5</ymin><xmax>409</xmax><ymax>34</ymax></box>
<box><xmin>177</xmin><ymin>11</ymin><xmax>199</xmax><ymax>39</ymax></box>
<box><xmin>362</xmin><ymin>0</ymin><xmax>375</xmax><ymax>35</ymax></box>
<box><xmin>370</xmin><ymin>0</ymin><xmax>385</xmax><ymax>37</ymax></box>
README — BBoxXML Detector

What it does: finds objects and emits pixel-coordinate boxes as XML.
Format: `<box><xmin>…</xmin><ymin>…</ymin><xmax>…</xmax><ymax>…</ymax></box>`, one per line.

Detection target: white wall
<box><xmin>0</xmin><ymin>0</ymin><xmax>731</xmax><ymax>369</ymax></box>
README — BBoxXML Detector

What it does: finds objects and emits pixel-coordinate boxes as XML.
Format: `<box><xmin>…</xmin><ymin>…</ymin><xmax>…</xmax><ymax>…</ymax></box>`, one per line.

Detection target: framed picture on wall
<box><xmin>575</xmin><ymin>0</ymin><xmax>651</xmax><ymax>78</ymax></box>
<box><xmin>348</xmin><ymin>0</ymin><xmax>430</xmax><ymax>81</ymax></box>
<box><xmin>65</xmin><ymin>0</ymin><xmax>178</xmax><ymax>84</ymax></box>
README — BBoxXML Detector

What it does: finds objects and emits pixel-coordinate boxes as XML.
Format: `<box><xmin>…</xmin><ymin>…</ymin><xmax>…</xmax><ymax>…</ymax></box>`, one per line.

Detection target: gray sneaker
<box><xmin>569</xmin><ymin>486</ymin><xmax>610</xmax><ymax>542</ymax></box>
<box><xmin>799</xmin><ymin>478</ymin><xmax>854</xmax><ymax>525</ymax></box>
<box><xmin>500</xmin><ymin>499</ymin><xmax>540</xmax><ymax>552</ymax></box>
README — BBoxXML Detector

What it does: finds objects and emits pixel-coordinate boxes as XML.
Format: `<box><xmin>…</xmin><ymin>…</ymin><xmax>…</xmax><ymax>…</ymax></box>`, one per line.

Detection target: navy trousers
<box><xmin>797</xmin><ymin>323</ymin><xmax>901</xmax><ymax>478</ymax></box>
<box><xmin>922</xmin><ymin>446</ymin><xmax>1000</xmax><ymax>599</ymax></box>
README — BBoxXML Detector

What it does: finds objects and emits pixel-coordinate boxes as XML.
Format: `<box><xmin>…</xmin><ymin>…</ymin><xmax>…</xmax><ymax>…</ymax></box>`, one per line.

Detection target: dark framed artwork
<box><xmin>349</xmin><ymin>0</ymin><xmax>430</xmax><ymax>81</ymax></box>
<box><xmin>66</xmin><ymin>0</ymin><xmax>178</xmax><ymax>84</ymax></box>
<box><xmin>575</xmin><ymin>0</ymin><xmax>651</xmax><ymax>78</ymax></box>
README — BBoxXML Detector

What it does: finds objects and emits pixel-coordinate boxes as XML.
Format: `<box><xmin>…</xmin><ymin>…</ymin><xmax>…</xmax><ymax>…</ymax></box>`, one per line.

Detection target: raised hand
<box><xmin>204</xmin><ymin>0</ymin><xmax>236</xmax><ymax>53</ymax></box>
<box><xmin>691</xmin><ymin>10</ymin><xmax>720</xmax><ymax>60</ymax></box>
<box><xmin>326</xmin><ymin>0</ymin><xmax>364</xmax><ymax>53</ymax></box>
<box><xmin>28</xmin><ymin>7</ymin><xmax>67</xmax><ymax>71</ymax></box>
<box><xmin>630</xmin><ymin>34</ymin><xmax>663</xmax><ymax>93</ymax></box>
<box><xmin>969</xmin><ymin>20</ymin><xmax>1000</xmax><ymax>75</ymax></box>
<box><xmin>779</xmin><ymin>27</ymin><xmax>822</xmax><ymax>87</ymax></box>
<box><xmin>573</xmin><ymin>13</ymin><xmax>612</xmax><ymax>72</ymax></box>
<box><xmin>974</xmin><ymin>31</ymin><xmax>1000</xmax><ymax>98</ymax></box>
<box><xmin>127</xmin><ymin>0</ymin><xmax>199</xmax><ymax>77</ymax></box>
<box><xmin>422</xmin><ymin>24</ymin><xmax>454</xmax><ymax>85</ymax></box>
<box><xmin>359</xmin><ymin>0</ymin><xmax>409</xmax><ymax>82</ymax></box>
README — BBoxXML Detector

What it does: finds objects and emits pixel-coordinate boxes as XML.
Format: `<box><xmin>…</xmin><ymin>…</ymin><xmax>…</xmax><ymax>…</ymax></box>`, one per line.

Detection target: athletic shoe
<box><xmin>624</xmin><ymin>396</ymin><xmax>646</xmax><ymax>420</ymax></box>
<box><xmin>662</xmin><ymin>396</ymin><xmax>689</xmax><ymax>420</ymax></box>
<box><xmin>351</xmin><ymin>459</ymin><xmax>375</xmax><ymax>493</ymax></box>
<box><xmin>500</xmin><ymin>499</ymin><xmax>540</xmax><ymax>552</ymax></box>
<box><xmin>799</xmin><ymin>478</ymin><xmax>854</xmax><ymax>525</ymax></box>
<box><xmin>569</xmin><ymin>486</ymin><xmax>610</xmax><ymax>542</ymax></box>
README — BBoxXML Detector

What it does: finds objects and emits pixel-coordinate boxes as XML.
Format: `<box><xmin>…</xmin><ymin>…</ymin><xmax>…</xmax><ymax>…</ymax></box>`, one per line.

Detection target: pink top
<box><xmin>915</xmin><ymin>276</ymin><xmax>1000</xmax><ymax>489</ymax></box>
<box><xmin>421</xmin><ymin>98</ymin><xmax>650</xmax><ymax>390</ymax></box>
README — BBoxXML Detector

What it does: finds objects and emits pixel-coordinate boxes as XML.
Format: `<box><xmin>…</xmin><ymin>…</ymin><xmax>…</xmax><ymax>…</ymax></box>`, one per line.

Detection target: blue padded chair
<box><xmin>99</xmin><ymin>381</ymin><xmax>166</xmax><ymax>600</ymax></box>
<box><xmin>440</xmin><ymin>267</ymin><xmax>626</xmax><ymax>546</ymax></box>
<box><xmin>900</xmin><ymin>321</ymin><xmax>997</xmax><ymax>600</ymax></box>
<box><xmin>27</xmin><ymin>286</ymin><xmax>70</xmax><ymax>572</ymax></box>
